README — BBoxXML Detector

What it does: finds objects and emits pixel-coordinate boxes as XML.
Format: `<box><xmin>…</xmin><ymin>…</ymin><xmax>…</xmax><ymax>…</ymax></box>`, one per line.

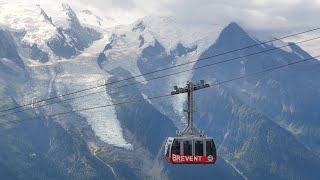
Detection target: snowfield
<box><xmin>0</xmin><ymin>2</ymin><xmax>58</xmax><ymax>53</ymax></box>
<box><xmin>52</xmin><ymin>38</ymin><xmax>133</xmax><ymax>149</ymax></box>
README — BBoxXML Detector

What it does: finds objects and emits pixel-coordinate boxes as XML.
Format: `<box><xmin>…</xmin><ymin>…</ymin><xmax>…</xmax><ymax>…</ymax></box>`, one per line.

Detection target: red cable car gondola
<box><xmin>164</xmin><ymin>80</ymin><xmax>217</xmax><ymax>164</ymax></box>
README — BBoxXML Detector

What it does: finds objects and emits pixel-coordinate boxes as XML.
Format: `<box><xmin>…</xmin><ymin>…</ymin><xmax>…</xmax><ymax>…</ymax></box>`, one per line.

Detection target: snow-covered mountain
<box><xmin>1</xmin><ymin>2</ymin><xmax>320</xmax><ymax>180</ymax></box>
<box><xmin>0</xmin><ymin>2</ymin><xmax>101</xmax><ymax>61</ymax></box>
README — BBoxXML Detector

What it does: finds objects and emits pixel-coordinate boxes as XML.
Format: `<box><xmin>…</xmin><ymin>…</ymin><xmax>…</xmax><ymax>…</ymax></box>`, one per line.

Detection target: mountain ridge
<box><xmin>0</xmin><ymin>2</ymin><xmax>319</xmax><ymax>179</ymax></box>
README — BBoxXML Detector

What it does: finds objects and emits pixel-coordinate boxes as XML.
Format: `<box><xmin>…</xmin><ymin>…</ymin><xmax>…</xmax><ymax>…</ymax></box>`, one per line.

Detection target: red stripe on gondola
<box><xmin>166</xmin><ymin>154</ymin><xmax>217</xmax><ymax>164</ymax></box>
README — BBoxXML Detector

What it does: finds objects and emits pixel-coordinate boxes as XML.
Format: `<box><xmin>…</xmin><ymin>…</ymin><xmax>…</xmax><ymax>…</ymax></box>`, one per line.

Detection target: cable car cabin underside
<box><xmin>165</xmin><ymin>137</ymin><xmax>217</xmax><ymax>164</ymax></box>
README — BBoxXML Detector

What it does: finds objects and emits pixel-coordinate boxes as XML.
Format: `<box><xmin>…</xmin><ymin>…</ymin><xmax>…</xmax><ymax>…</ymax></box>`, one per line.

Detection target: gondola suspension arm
<box><xmin>171</xmin><ymin>80</ymin><xmax>210</xmax><ymax>137</ymax></box>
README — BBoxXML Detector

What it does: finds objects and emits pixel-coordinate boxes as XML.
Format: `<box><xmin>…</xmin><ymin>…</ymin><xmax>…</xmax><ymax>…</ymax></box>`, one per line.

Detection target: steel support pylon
<box><xmin>171</xmin><ymin>80</ymin><xmax>210</xmax><ymax>137</ymax></box>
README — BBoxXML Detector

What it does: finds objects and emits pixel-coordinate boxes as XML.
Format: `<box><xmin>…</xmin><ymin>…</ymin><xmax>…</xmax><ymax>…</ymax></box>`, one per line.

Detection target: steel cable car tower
<box><xmin>172</xmin><ymin>80</ymin><xmax>209</xmax><ymax>137</ymax></box>
<box><xmin>165</xmin><ymin>80</ymin><xmax>217</xmax><ymax>164</ymax></box>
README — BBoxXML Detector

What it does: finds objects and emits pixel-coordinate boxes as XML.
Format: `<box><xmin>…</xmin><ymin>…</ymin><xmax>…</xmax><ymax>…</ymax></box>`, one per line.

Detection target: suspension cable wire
<box><xmin>1</xmin><ymin>36</ymin><xmax>320</xmax><ymax>117</ymax></box>
<box><xmin>0</xmin><ymin>94</ymin><xmax>172</xmax><ymax>126</ymax></box>
<box><xmin>209</xmin><ymin>55</ymin><xmax>320</xmax><ymax>86</ymax></box>
<box><xmin>0</xmin><ymin>55</ymin><xmax>319</xmax><ymax>127</ymax></box>
<box><xmin>0</xmin><ymin>28</ymin><xmax>319</xmax><ymax>113</ymax></box>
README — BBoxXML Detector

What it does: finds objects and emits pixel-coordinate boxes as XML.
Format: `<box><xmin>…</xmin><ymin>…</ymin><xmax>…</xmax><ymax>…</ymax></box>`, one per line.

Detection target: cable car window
<box><xmin>206</xmin><ymin>140</ymin><xmax>215</xmax><ymax>156</ymax></box>
<box><xmin>166</xmin><ymin>144</ymin><xmax>171</xmax><ymax>157</ymax></box>
<box><xmin>183</xmin><ymin>140</ymin><xmax>192</xmax><ymax>156</ymax></box>
<box><xmin>195</xmin><ymin>141</ymin><xmax>203</xmax><ymax>156</ymax></box>
<box><xmin>212</xmin><ymin>140</ymin><xmax>217</xmax><ymax>156</ymax></box>
<box><xmin>172</xmin><ymin>140</ymin><xmax>181</xmax><ymax>155</ymax></box>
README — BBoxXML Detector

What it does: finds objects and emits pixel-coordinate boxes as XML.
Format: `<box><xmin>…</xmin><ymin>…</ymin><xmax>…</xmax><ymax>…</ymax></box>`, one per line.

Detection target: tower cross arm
<box><xmin>194</xmin><ymin>83</ymin><xmax>210</xmax><ymax>91</ymax></box>
<box><xmin>171</xmin><ymin>80</ymin><xmax>210</xmax><ymax>95</ymax></box>
<box><xmin>171</xmin><ymin>87</ymin><xmax>189</xmax><ymax>95</ymax></box>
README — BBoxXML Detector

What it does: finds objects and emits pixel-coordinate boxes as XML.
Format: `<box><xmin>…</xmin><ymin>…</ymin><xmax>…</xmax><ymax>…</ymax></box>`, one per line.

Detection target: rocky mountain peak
<box><xmin>39</xmin><ymin>6</ymin><xmax>53</xmax><ymax>24</ymax></box>
<box><xmin>61</xmin><ymin>3</ymin><xmax>81</xmax><ymax>28</ymax></box>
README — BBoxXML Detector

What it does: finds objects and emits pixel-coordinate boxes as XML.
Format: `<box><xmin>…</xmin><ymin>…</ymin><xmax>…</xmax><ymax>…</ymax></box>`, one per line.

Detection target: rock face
<box><xmin>0</xmin><ymin>29</ymin><xmax>24</xmax><ymax>68</ymax></box>
<box><xmin>30</xmin><ymin>44</ymin><xmax>49</xmax><ymax>62</ymax></box>
<box><xmin>194</xmin><ymin>22</ymin><xmax>320</xmax><ymax>156</ymax></box>
<box><xmin>191</xmin><ymin>22</ymin><xmax>320</xmax><ymax>179</ymax></box>
<box><xmin>132</xmin><ymin>21</ymin><xmax>146</xmax><ymax>32</ymax></box>
<box><xmin>47</xmin><ymin>4</ymin><xmax>101</xmax><ymax>58</ymax></box>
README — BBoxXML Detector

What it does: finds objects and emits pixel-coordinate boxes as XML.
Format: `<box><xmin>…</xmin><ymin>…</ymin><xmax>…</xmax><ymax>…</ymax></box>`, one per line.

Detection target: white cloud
<box><xmin>2</xmin><ymin>0</ymin><xmax>319</xmax><ymax>32</ymax></box>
